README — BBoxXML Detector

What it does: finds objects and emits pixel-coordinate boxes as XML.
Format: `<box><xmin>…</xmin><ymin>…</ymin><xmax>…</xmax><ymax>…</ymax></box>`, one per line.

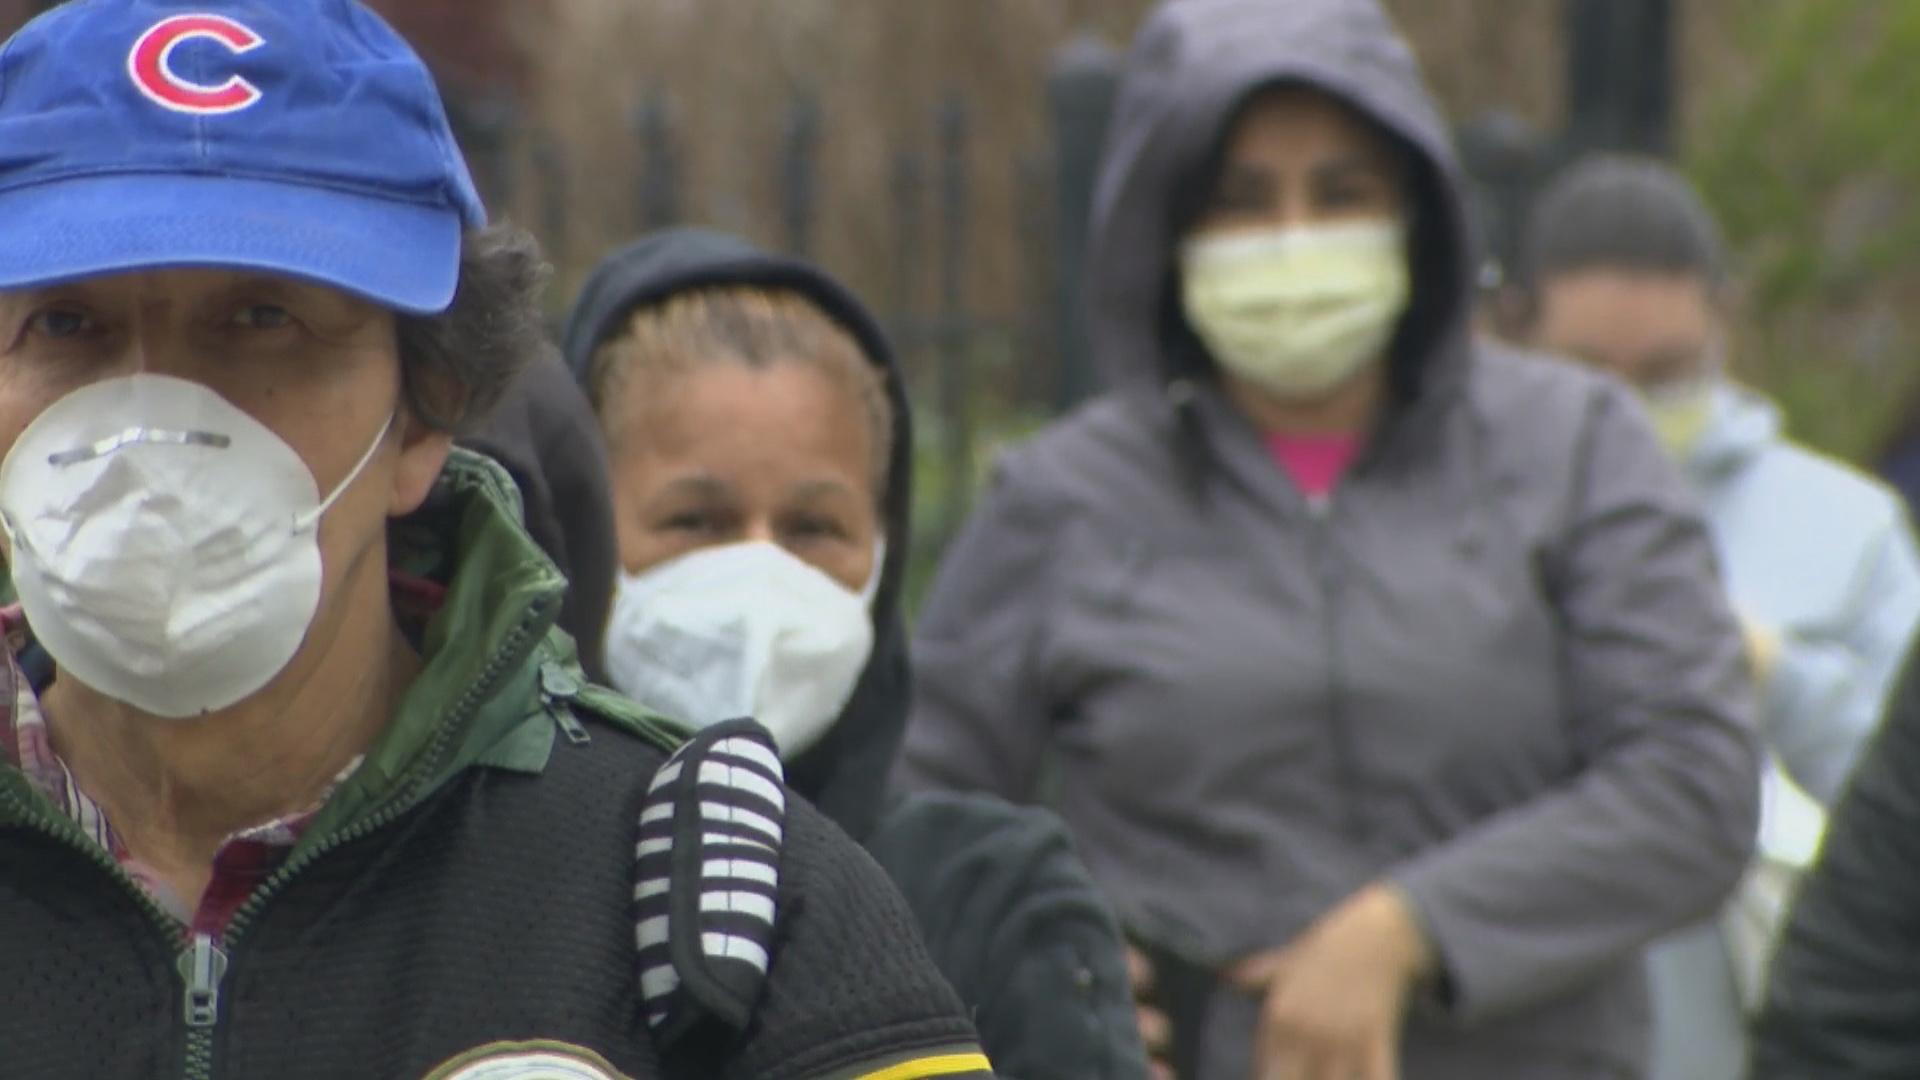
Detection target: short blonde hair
<box><xmin>588</xmin><ymin>287</ymin><xmax>892</xmax><ymax>495</ymax></box>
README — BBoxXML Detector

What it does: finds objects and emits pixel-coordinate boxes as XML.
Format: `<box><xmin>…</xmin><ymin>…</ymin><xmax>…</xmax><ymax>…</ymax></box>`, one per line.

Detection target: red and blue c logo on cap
<box><xmin>126</xmin><ymin>13</ymin><xmax>264</xmax><ymax>116</ymax></box>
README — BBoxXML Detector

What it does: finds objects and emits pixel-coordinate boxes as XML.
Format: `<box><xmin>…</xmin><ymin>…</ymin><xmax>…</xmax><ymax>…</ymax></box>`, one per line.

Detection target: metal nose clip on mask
<box><xmin>0</xmin><ymin>373</ymin><xmax>394</xmax><ymax>718</ymax></box>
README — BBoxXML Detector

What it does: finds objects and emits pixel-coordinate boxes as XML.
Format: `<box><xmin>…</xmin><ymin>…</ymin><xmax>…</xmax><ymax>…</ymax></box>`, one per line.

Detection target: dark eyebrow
<box><xmin>789</xmin><ymin>478</ymin><xmax>860</xmax><ymax>504</ymax></box>
<box><xmin>1212</xmin><ymin>161</ymin><xmax>1273</xmax><ymax>196</ymax></box>
<box><xmin>215</xmin><ymin>274</ymin><xmax>353</xmax><ymax>311</ymax></box>
<box><xmin>5</xmin><ymin>281</ymin><xmax>99</xmax><ymax>307</ymax></box>
<box><xmin>1310</xmin><ymin>154</ymin><xmax>1397</xmax><ymax>186</ymax></box>
<box><xmin>655</xmin><ymin>474</ymin><xmax>732</xmax><ymax>502</ymax></box>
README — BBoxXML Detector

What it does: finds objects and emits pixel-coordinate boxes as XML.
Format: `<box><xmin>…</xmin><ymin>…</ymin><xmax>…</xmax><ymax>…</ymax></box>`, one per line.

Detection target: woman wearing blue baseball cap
<box><xmin>0</xmin><ymin>3</ymin><xmax>994</xmax><ymax>1078</ymax></box>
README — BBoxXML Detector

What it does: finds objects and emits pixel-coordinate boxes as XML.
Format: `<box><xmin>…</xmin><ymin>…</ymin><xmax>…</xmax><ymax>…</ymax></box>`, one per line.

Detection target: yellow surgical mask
<box><xmin>1642</xmin><ymin>376</ymin><xmax>1717</xmax><ymax>460</ymax></box>
<box><xmin>1179</xmin><ymin>220</ymin><xmax>1411</xmax><ymax>400</ymax></box>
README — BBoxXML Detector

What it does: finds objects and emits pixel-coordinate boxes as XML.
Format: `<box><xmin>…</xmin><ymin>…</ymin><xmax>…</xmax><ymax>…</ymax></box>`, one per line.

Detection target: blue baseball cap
<box><xmin>0</xmin><ymin>0</ymin><xmax>486</xmax><ymax>315</ymax></box>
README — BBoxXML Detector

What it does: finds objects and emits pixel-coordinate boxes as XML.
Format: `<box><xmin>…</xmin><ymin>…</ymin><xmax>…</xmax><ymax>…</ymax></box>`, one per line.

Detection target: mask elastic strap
<box><xmin>294</xmin><ymin>411</ymin><xmax>396</xmax><ymax>533</ymax></box>
<box><xmin>860</xmin><ymin>537</ymin><xmax>888</xmax><ymax>609</ymax></box>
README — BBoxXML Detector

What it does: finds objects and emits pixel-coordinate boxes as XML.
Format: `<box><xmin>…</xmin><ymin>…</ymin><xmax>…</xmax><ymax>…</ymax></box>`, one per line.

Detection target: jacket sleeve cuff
<box><xmin>1761</xmin><ymin>638</ymin><xmax>1862</xmax><ymax>804</ymax></box>
<box><xmin>1388</xmin><ymin>867</ymin><xmax>1477</xmax><ymax>1017</ymax></box>
<box><xmin>1387</xmin><ymin>860</ymin><xmax>1535</xmax><ymax>1024</ymax></box>
<box><xmin>1383</xmin><ymin>878</ymin><xmax>1463</xmax><ymax>1018</ymax></box>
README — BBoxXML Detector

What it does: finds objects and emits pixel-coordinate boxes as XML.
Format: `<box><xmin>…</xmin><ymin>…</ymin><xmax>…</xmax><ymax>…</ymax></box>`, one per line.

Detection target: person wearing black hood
<box><xmin>560</xmin><ymin>228</ymin><xmax>1152</xmax><ymax>1080</ymax></box>
<box><xmin>461</xmin><ymin>353</ymin><xmax>620</xmax><ymax>683</ymax></box>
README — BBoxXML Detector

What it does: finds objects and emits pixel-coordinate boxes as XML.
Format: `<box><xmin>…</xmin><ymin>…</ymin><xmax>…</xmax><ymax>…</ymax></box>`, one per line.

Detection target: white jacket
<box><xmin>1650</xmin><ymin>380</ymin><xmax>1920</xmax><ymax>1080</ymax></box>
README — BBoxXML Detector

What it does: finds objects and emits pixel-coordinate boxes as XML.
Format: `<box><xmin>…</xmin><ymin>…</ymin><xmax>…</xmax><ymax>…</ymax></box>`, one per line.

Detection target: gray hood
<box><xmin>1088</xmin><ymin>0</ymin><xmax>1475</xmax><ymax>419</ymax></box>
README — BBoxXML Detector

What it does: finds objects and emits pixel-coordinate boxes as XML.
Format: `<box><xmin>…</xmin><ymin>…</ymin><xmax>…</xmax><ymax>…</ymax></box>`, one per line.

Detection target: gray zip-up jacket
<box><xmin>896</xmin><ymin>1</ymin><xmax>1761</xmax><ymax>1077</ymax></box>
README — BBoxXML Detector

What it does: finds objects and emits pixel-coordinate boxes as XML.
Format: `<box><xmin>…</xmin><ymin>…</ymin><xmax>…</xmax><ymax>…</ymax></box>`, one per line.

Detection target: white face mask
<box><xmin>0</xmin><ymin>373</ymin><xmax>392</xmax><ymax>719</ymax></box>
<box><xmin>605</xmin><ymin>540</ymin><xmax>882</xmax><ymax>759</ymax></box>
<box><xmin>1180</xmin><ymin>220</ymin><xmax>1412</xmax><ymax>400</ymax></box>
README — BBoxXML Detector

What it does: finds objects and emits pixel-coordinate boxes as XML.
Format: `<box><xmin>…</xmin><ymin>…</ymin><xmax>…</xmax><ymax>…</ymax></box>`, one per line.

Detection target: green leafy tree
<box><xmin>1688</xmin><ymin>0</ymin><xmax>1920</xmax><ymax>463</ymax></box>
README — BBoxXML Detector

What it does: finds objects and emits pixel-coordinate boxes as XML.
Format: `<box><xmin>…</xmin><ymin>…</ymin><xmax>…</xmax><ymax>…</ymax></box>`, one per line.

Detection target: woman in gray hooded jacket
<box><xmin>897</xmin><ymin>2</ymin><xmax>1761</xmax><ymax>1078</ymax></box>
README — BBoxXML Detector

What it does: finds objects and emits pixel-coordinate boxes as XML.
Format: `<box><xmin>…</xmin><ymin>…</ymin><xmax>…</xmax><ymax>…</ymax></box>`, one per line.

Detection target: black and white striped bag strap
<box><xmin>634</xmin><ymin>718</ymin><xmax>786</xmax><ymax>1046</ymax></box>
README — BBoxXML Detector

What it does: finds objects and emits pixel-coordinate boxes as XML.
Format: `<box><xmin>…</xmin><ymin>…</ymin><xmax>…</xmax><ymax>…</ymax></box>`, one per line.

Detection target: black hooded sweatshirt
<box><xmin>563</xmin><ymin>229</ymin><xmax>1150</xmax><ymax>1080</ymax></box>
<box><xmin>462</xmin><ymin>352</ymin><xmax>619</xmax><ymax>683</ymax></box>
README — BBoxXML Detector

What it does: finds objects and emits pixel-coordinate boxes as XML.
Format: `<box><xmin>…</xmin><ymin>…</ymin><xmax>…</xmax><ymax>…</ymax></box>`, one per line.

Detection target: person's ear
<box><xmin>389</xmin><ymin>409</ymin><xmax>453</xmax><ymax>517</ymax></box>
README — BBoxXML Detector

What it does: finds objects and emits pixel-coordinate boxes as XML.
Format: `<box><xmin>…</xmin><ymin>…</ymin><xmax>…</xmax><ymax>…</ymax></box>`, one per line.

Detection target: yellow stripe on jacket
<box><xmin>852</xmin><ymin>1051</ymin><xmax>995</xmax><ymax>1079</ymax></box>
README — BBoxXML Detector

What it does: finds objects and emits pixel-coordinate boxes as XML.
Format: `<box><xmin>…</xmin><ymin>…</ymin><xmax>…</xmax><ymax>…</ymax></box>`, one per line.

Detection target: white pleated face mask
<box><xmin>0</xmin><ymin>373</ymin><xmax>393</xmax><ymax>719</ymax></box>
<box><xmin>605</xmin><ymin>539</ymin><xmax>883</xmax><ymax>758</ymax></box>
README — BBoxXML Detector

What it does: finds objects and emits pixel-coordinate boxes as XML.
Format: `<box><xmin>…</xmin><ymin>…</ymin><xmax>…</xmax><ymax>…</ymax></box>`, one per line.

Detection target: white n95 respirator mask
<box><xmin>0</xmin><ymin>373</ymin><xmax>392</xmax><ymax>718</ymax></box>
<box><xmin>605</xmin><ymin>540</ymin><xmax>882</xmax><ymax>758</ymax></box>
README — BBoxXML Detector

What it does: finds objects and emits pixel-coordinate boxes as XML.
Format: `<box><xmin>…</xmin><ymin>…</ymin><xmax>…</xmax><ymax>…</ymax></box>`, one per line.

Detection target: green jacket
<box><xmin>299</xmin><ymin>446</ymin><xmax>681</xmax><ymax>841</ymax></box>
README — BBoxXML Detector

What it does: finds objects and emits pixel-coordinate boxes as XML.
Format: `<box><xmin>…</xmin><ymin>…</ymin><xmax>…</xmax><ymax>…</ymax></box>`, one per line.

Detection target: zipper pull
<box><xmin>540</xmin><ymin>662</ymin><xmax>591</xmax><ymax>746</ymax></box>
<box><xmin>177</xmin><ymin>933</ymin><xmax>229</xmax><ymax>1029</ymax></box>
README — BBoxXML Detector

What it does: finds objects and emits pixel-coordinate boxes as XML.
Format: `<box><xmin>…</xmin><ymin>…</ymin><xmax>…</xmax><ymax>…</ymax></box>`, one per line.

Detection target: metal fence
<box><xmin>446</xmin><ymin>0</ymin><xmax>1671</xmax><ymax>569</ymax></box>
<box><xmin>463</xmin><ymin>81</ymin><xmax>1079</xmax><ymax>552</ymax></box>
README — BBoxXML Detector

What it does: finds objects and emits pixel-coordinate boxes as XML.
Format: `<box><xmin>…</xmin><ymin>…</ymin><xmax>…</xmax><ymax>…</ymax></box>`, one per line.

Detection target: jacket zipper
<box><xmin>0</xmin><ymin>593</ymin><xmax>557</xmax><ymax>1080</ymax></box>
<box><xmin>179</xmin><ymin>932</ymin><xmax>228</xmax><ymax>1078</ymax></box>
<box><xmin>541</xmin><ymin>662</ymin><xmax>591</xmax><ymax>745</ymax></box>
<box><xmin>1307</xmin><ymin>494</ymin><xmax>1367</xmax><ymax>840</ymax></box>
<box><xmin>201</xmin><ymin>598</ymin><xmax>556</xmax><ymax>1069</ymax></box>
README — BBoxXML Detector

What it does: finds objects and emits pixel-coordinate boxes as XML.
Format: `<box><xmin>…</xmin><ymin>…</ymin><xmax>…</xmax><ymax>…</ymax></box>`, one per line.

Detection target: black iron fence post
<box><xmin>889</xmin><ymin>151</ymin><xmax>926</xmax><ymax>347</ymax></box>
<box><xmin>1563</xmin><ymin>0</ymin><xmax>1674</xmax><ymax>159</ymax></box>
<box><xmin>633</xmin><ymin>91</ymin><xmax>680</xmax><ymax>231</ymax></box>
<box><xmin>1016</xmin><ymin>150</ymin><xmax>1057</xmax><ymax>411</ymax></box>
<box><xmin>937</xmin><ymin>94</ymin><xmax>974</xmax><ymax>538</ymax></box>
<box><xmin>781</xmin><ymin>91</ymin><xmax>822</xmax><ymax>258</ymax></box>
<box><xmin>1046</xmin><ymin>35</ymin><xmax>1122</xmax><ymax>414</ymax></box>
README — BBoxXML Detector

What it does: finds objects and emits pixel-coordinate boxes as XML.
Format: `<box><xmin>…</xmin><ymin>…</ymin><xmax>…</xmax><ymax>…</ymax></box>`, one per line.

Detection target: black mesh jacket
<box><xmin>1751</xmin><ymin>638</ymin><xmax>1920</xmax><ymax>1079</ymax></box>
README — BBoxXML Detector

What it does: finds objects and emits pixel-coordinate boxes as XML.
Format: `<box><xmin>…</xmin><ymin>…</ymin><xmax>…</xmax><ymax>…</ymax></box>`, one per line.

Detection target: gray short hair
<box><xmin>396</xmin><ymin>224</ymin><xmax>554</xmax><ymax>434</ymax></box>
